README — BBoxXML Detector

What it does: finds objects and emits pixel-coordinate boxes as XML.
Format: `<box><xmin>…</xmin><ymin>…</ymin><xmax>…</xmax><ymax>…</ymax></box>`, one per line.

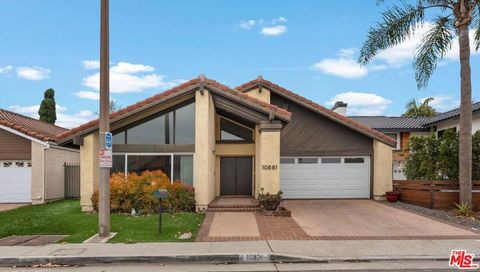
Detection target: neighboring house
<box><xmin>0</xmin><ymin>109</ymin><xmax>80</xmax><ymax>204</ymax></box>
<box><xmin>57</xmin><ymin>76</ymin><xmax>395</xmax><ymax>212</ymax></box>
<box><xmin>349</xmin><ymin>101</ymin><xmax>480</xmax><ymax>180</ymax></box>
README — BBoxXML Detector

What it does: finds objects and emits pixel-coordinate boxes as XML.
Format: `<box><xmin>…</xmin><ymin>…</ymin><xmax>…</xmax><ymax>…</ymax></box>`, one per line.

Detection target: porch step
<box><xmin>207</xmin><ymin>197</ymin><xmax>261</xmax><ymax>212</ymax></box>
<box><xmin>206</xmin><ymin>207</ymin><xmax>262</xmax><ymax>212</ymax></box>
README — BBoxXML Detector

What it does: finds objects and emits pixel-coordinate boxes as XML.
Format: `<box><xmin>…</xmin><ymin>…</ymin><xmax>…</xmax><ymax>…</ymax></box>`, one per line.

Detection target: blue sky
<box><xmin>0</xmin><ymin>0</ymin><xmax>478</xmax><ymax>128</ymax></box>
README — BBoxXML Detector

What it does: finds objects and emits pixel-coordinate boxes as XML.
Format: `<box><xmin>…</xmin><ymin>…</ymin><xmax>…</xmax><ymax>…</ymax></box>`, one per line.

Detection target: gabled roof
<box><xmin>349</xmin><ymin>116</ymin><xmax>430</xmax><ymax>132</ymax></box>
<box><xmin>422</xmin><ymin>101</ymin><xmax>480</xmax><ymax>125</ymax></box>
<box><xmin>57</xmin><ymin>76</ymin><xmax>292</xmax><ymax>143</ymax></box>
<box><xmin>0</xmin><ymin>108</ymin><xmax>67</xmax><ymax>142</ymax></box>
<box><xmin>236</xmin><ymin>77</ymin><xmax>397</xmax><ymax>147</ymax></box>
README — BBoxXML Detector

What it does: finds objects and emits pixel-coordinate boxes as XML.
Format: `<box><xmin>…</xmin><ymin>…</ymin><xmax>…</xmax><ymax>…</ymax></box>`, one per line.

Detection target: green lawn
<box><xmin>0</xmin><ymin>200</ymin><xmax>204</xmax><ymax>243</ymax></box>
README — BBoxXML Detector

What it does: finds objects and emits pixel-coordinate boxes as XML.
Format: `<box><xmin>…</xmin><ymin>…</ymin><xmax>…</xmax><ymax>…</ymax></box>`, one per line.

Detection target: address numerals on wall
<box><xmin>261</xmin><ymin>164</ymin><xmax>278</xmax><ymax>171</ymax></box>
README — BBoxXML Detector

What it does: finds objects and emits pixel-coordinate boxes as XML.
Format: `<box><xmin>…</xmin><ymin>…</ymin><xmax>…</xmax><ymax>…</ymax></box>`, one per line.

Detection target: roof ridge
<box><xmin>0</xmin><ymin>108</ymin><xmax>67</xmax><ymax>130</ymax></box>
<box><xmin>236</xmin><ymin>77</ymin><xmax>397</xmax><ymax>147</ymax></box>
<box><xmin>57</xmin><ymin>76</ymin><xmax>292</xmax><ymax>142</ymax></box>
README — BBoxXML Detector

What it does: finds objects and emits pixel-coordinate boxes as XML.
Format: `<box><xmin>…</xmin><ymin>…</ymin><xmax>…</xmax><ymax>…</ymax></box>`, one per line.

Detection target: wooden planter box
<box><xmin>393</xmin><ymin>180</ymin><xmax>480</xmax><ymax>210</ymax></box>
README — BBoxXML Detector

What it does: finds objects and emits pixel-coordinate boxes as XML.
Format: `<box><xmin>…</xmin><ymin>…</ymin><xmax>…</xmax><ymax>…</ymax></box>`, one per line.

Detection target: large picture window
<box><xmin>112</xmin><ymin>102</ymin><xmax>195</xmax><ymax>145</ymax></box>
<box><xmin>111</xmin><ymin>153</ymin><xmax>194</xmax><ymax>186</ymax></box>
<box><xmin>220</xmin><ymin>118</ymin><xmax>253</xmax><ymax>142</ymax></box>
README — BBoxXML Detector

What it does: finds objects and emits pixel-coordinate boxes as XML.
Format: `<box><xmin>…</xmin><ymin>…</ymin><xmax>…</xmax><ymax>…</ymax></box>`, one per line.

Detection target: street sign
<box><xmin>99</xmin><ymin>149</ymin><xmax>112</xmax><ymax>168</ymax></box>
<box><xmin>105</xmin><ymin>132</ymin><xmax>113</xmax><ymax>150</ymax></box>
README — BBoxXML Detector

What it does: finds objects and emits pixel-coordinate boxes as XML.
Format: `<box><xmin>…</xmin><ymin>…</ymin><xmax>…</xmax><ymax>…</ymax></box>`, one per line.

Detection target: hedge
<box><xmin>404</xmin><ymin>130</ymin><xmax>480</xmax><ymax>180</ymax></box>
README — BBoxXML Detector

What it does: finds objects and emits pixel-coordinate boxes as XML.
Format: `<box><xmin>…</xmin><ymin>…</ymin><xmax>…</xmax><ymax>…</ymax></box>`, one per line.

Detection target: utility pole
<box><xmin>98</xmin><ymin>0</ymin><xmax>110</xmax><ymax>237</ymax></box>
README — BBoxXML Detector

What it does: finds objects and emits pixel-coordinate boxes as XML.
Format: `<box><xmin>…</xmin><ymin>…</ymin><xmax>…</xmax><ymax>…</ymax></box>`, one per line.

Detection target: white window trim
<box><xmin>384</xmin><ymin>132</ymin><xmax>401</xmax><ymax>150</ymax></box>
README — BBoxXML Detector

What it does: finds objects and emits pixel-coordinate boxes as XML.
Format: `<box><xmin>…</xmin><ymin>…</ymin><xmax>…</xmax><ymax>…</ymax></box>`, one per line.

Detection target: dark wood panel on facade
<box><xmin>0</xmin><ymin>129</ymin><xmax>31</xmax><ymax>160</ymax></box>
<box><xmin>270</xmin><ymin>94</ymin><xmax>373</xmax><ymax>156</ymax></box>
<box><xmin>112</xmin><ymin>144</ymin><xmax>194</xmax><ymax>153</ymax></box>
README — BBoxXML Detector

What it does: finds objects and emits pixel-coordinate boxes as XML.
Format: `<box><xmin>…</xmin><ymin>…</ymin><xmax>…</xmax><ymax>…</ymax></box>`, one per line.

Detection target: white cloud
<box><xmin>239</xmin><ymin>20</ymin><xmax>256</xmax><ymax>30</ymax></box>
<box><xmin>260</xmin><ymin>25</ymin><xmax>287</xmax><ymax>36</ymax></box>
<box><xmin>9</xmin><ymin>104</ymin><xmax>95</xmax><ymax>128</ymax></box>
<box><xmin>82</xmin><ymin>60</ymin><xmax>100</xmax><ymax>70</ymax></box>
<box><xmin>375</xmin><ymin>22</ymin><xmax>479</xmax><ymax>67</ymax></box>
<box><xmin>16</xmin><ymin>66</ymin><xmax>50</xmax><ymax>80</ymax></box>
<box><xmin>82</xmin><ymin>61</ymin><xmax>184</xmax><ymax>94</ymax></box>
<box><xmin>74</xmin><ymin>90</ymin><xmax>99</xmax><ymax>100</ymax></box>
<box><xmin>421</xmin><ymin>95</ymin><xmax>459</xmax><ymax>112</ymax></box>
<box><xmin>0</xmin><ymin>65</ymin><xmax>13</xmax><ymax>73</ymax></box>
<box><xmin>327</xmin><ymin>92</ymin><xmax>392</xmax><ymax>115</ymax></box>
<box><xmin>238</xmin><ymin>17</ymin><xmax>288</xmax><ymax>36</ymax></box>
<box><xmin>313</xmin><ymin>58</ymin><xmax>368</xmax><ymax>79</ymax></box>
<box><xmin>110</xmin><ymin>62</ymin><xmax>154</xmax><ymax>74</ymax></box>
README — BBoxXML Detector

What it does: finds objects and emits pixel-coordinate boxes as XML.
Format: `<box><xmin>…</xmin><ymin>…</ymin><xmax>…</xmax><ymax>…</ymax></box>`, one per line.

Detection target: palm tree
<box><xmin>402</xmin><ymin>97</ymin><xmax>437</xmax><ymax>117</ymax></box>
<box><xmin>359</xmin><ymin>0</ymin><xmax>479</xmax><ymax>207</ymax></box>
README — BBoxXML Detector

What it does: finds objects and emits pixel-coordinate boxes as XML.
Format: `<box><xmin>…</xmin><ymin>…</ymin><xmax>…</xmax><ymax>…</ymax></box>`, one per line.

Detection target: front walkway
<box><xmin>197</xmin><ymin>198</ymin><xmax>480</xmax><ymax>242</ymax></box>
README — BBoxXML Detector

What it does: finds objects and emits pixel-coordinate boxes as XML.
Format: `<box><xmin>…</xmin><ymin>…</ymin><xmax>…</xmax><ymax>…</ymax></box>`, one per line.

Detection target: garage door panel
<box><xmin>280</xmin><ymin>157</ymin><xmax>370</xmax><ymax>199</ymax></box>
<box><xmin>0</xmin><ymin>160</ymin><xmax>32</xmax><ymax>203</ymax></box>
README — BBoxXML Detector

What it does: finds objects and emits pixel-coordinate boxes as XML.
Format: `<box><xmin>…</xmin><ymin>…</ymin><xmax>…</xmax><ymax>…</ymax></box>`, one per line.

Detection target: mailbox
<box><xmin>152</xmin><ymin>189</ymin><xmax>169</xmax><ymax>234</ymax></box>
<box><xmin>153</xmin><ymin>189</ymin><xmax>169</xmax><ymax>199</ymax></box>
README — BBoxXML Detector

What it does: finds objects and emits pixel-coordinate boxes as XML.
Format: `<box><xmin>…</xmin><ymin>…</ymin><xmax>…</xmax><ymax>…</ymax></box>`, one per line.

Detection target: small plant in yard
<box><xmin>258</xmin><ymin>188</ymin><xmax>283</xmax><ymax>211</ymax></box>
<box><xmin>452</xmin><ymin>203</ymin><xmax>475</xmax><ymax>218</ymax></box>
<box><xmin>92</xmin><ymin>170</ymin><xmax>196</xmax><ymax>214</ymax></box>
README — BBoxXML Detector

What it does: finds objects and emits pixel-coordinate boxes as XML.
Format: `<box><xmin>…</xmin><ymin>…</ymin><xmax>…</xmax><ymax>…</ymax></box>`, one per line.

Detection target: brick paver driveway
<box><xmin>284</xmin><ymin>200</ymin><xmax>480</xmax><ymax>239</ymax></box>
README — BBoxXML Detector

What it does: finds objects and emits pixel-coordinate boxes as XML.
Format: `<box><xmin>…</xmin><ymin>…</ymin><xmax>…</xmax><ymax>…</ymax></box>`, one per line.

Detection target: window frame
<box><xmin>384</xmin><ymin>132</ymin><xmax>400</xmax><ymax>150</ymax></box>
<box><xmin>112</xmin><ymin>152</ymin><xmax>195</xmax><ymax>184</ymax></box>
<box><xmin>218</xmin><ymin>117</ymin><xmax>254</xmax><ymax>143</ymax></box>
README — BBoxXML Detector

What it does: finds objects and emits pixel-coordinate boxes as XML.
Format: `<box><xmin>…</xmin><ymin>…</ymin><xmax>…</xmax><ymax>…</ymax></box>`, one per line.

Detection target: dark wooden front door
<box><xmin>220</xmin><ymin>157</ymin><xmax>252</xmax><ymax>195</ymax></box>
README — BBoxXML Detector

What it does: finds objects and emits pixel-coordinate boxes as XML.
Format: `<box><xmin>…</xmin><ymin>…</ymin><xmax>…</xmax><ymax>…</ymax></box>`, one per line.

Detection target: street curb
<box><xmin>0</xmin><ymin>253</ymin><xmax>463</xmax><ymax>267</ymax></box>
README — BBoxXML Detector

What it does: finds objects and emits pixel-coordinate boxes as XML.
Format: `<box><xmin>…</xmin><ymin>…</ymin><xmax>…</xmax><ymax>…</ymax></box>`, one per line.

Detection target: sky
<box><xmin>0</xmin><ymin>0</ymin><xmax>479</xmax><ymax>128</ymax></box>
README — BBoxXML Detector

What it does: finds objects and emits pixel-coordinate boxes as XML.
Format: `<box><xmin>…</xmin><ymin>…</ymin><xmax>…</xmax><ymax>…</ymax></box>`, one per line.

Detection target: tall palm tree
<box><xmin>402</xmin><ymin>97</ymin><xmax>437</xmax><ymax>117</ymax></box>
<box><xmin>359</xmin><ymin>0</ymin><xmax>479</xmax><ymax>207</ymax></box>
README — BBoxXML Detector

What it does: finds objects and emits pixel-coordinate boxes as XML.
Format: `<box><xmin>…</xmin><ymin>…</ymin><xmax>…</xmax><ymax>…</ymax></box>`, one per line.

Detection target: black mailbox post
<box><xmin>153</xmin><ymin>189</ymin><xmax>169</xmax><ymax>234</ymax></box>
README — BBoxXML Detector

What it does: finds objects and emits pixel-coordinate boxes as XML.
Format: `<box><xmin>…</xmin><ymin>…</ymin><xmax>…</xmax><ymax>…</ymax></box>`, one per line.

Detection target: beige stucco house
<box><xmin>57</xmin><ymin>76</ymin><xmax>395</xmax><ymax>212</ymax></box>
<box><xmin>0</xmin><ymin>109</ymin><xmax>80</xmax><ymax>204</ymax></box>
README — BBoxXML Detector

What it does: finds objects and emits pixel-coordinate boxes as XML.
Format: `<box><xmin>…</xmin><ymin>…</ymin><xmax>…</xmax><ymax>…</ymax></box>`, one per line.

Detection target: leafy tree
<box><xmin>473</xmin><ymin>131</ymin><xmax>480</xmax><ymax>180</ymax></box>
<box><xmin>359</xmin><ymin>0</ymin><xmax>480</xmax><ymax>207</ymax></box>
<box><xmin>109</xmin><ymin>100</ymin><xmax>122</xmax><ymax>113</ymax></box>
<box><xmin>402</xmin><ymin>97</ymin><xmax>437</xmax><ymax>117</ymax></box>
<box><xmin>438</xmin><ymin>129</ymin><xmax>459</xmax><ymax>179</ymax></box>
<box><xmin>38</xmin><ymin>88</ymin><xmax>57</xmax><ymax>124</ymax></box>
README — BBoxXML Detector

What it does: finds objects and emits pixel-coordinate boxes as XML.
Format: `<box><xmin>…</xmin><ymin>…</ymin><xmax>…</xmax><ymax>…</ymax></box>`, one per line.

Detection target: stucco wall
<box><xmin>80</xmin><ymin>133</ymin><xmax>99</xmax><ymax>212</ymax></box>
<box><xmin>194</xmin><ymin>90</ymin><xmax>216</xmax><ymax>210</ymax></box>
<box><xmin>244</xmin><ymin>87</ymin><xmax>271</xmax><ymax>104</ymax></box>
<box><xmin>255</xmin><ymin>125</ymin><xmax>281</xmax><ymax>196</ymax></box>
<box><xmin>31</xmin><ymin>141</ymin><xmax>45</xmax><ymax>204</ymax></box>
<box><xmin>373</xmin><ymin>139</ymin><xmax>393</xmax><ymax>199</ymax></box>
<box><xmin>44</xmin><ymin>146</ymin><xmax>80</xmax><ymax>201</ymax></box>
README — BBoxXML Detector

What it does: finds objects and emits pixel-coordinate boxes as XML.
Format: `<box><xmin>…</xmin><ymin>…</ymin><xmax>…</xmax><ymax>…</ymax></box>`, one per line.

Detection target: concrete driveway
<box><xmin>284</xmin><ymin>200</ymin><xmax>479</xmax><ymax>238</ymax></box>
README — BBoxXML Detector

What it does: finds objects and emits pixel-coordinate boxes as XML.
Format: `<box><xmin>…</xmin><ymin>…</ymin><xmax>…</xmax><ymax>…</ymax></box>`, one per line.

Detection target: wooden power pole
<box><xmin>98</xmin><ymin>0</ymin><xmax>111</xmax><ymax>237</ymax></box>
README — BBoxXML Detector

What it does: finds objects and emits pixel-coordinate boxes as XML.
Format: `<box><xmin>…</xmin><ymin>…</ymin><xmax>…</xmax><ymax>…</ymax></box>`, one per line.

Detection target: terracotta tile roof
<box><xmin>57</xmin><ymin>76</ymin><xmax>292</xmax><ymax>142</ymax></box>
<box><xmin>236</xmin><ymin>77</ymin><xmax>397</xmax><ymax>147</ymax></box>
<box><xmin>0</xmin><ymin>108</ymin><xmax>67</xmax><ymax>142</ymax></box>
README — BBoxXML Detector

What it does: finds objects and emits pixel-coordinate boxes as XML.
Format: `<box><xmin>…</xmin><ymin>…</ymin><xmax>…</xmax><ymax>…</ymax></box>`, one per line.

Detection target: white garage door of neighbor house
<box><xmin>280</xmin><ymin>156</ymin><xmax>371</xmax><ymax>199</ymax></box>
<box><xmin>0</xmin><ymin>161</ymin><xmax>32</xmax><ymax>203</ymax></box>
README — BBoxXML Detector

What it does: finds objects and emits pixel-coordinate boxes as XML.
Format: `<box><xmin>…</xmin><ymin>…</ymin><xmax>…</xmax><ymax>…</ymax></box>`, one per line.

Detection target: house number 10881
<box><xmin>262</xmin><ymin>164</ymin><xmax>278</xmax><ymax>170</ymax></box>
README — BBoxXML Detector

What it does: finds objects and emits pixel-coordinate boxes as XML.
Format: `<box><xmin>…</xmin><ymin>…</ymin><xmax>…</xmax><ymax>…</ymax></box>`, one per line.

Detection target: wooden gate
<box><xmin>64</xmin><ymin>163</ymin><xmax>80</xmax><ymax>198</ymax></box>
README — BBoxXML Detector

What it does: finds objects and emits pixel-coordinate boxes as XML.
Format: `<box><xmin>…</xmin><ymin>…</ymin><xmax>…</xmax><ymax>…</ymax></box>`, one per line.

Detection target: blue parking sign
<box><xmin>105</xmin><ymin>132</ymin><xmax>113</xmax><ymax>150</ymax></box>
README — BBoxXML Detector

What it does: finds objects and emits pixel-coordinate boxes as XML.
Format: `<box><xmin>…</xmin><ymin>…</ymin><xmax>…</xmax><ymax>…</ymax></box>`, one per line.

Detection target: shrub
<box><xmin>258</xmin><ymin>188</ymin><xmax>283</xmax><ymax>211</ymax></box>
<box><xmin>453</xmin><ymin>202</ymin><xmax>474</xmax><ymax>217</ymax></box>
<box><xmin>91</xmin><ymin>170</ymin><xmax>195</xmax><ymax>214</ymax></box>
<box><xmin>405</xmin><ymin>130</ymin><xmax>480</xmax><ymax>181</ymax></box>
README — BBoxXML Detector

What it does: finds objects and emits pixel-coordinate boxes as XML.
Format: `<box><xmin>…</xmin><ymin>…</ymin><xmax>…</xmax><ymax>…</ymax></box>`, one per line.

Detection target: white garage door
<box><xmin>0</xmin><ymin>161</ymin><xmax>32</xmax><ymax>203</ymax></box>
<box><xmin>280</xmin><ymin>156</ymin><xmax>370</xmax><ymax>199</ymax></box>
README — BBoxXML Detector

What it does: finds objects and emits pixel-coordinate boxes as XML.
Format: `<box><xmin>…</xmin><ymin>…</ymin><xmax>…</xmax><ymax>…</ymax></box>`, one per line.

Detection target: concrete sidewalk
<box><xmin>0</xmin><ymin>239</ymin><xmax>479</xmax><ymax>266</ymax></box>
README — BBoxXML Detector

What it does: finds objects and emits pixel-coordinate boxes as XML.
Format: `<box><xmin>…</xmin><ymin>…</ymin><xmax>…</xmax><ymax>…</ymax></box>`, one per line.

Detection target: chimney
<box><xmin>331</xmin><ymin>101</ymin><xmax>347</xmax><ymax>116</ymax></box>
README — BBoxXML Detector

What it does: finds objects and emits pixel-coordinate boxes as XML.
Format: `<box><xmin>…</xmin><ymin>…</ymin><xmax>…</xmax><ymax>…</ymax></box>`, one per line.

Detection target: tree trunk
<box><xmin>458</xmin><ymin>24</ymin><xmax>473</xmax><ymax>207</ymax></box>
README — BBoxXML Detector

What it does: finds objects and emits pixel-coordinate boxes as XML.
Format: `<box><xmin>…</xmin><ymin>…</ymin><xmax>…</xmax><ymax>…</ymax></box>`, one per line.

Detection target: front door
<box><xmin>220</xmin><ymin>157</ymin><xmax>252</xmax><ymax>195</ymax></box>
